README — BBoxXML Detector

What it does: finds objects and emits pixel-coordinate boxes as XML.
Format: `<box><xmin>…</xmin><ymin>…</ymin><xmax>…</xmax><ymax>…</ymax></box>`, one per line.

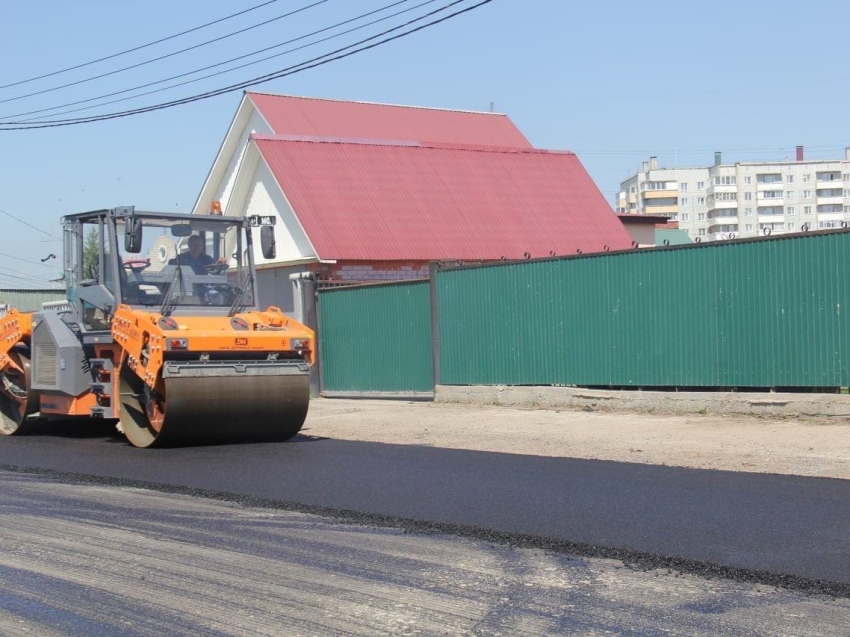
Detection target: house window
<box><xmin>630</xmin><ymin>186</ymin><xmax>637</xmax><ymax>193</ymax></box>
<box><xmin>680</xmin><ymin>182</ymin><xmax>689</xmax><ymax>191</ymax></box>
<box><xmin>786</xmin><ymin>191</ymin><xmax>794</xmax><ymax>198</ymax></box>
<box><xmin>786</xmin><ymin>175</ymin><xmax>794</xmax><ymax>183</ymax></box>
<box><xmin>803</xmin><ymin>190</ymin><xmax>812</xmax><ymax>198</ymax></box>
<box><xmin>787</xmin><ymin>222</ymin><xmax>795</xmax><ymax>231</ymax></box>
<box><xmin>680</xmin><ymin>197</ymin><xmax>690</xmax><ymax>205</ymax></box>
<box><xmin>697</xmin><ymin>181</ymin><xmax>705</xmax><ymax>190</ymax></box>
<box><xmin>844</xmin><ymin>173</ymin><xmax>850</xmax><ymax>183</ymax></box>
<box><xmin>744</xmin><ymin>176</ymin><xmax>752</xmax><ymax>185</ymax></box>
<box><xmin>681</xmin><ymin>213</ymin><xmax>690</xmax><ymax>222</ymax></box>
<box><xmin>714</xmin><ymin>176</ymin><xmax>737</xmax><ymax>185</ymax></box>
<box><xmin>698</xmin><ymin>228</ymin><xmax>706</xmax><ymax>236</ymax></box>
<box><xmin>698</xmin><ymin>213</ymin><xmax>705</xmax><ymax>220</ymax></box>
<box><xmin>803</xmin><ymin>174</ymin><xmax>811</xmax><ymax>183</ymax></box>
<box><xmin>744</xmin><ymin>192</ymin><xmax>753</xmax><ymax>201</ymax></box>
<box><xmin>786</xmin><ymin>206</ymin><xmax>795</xmax><ymax>215</ymax></box>
<box><xmin>697</xmin><ymin>197</ymin><xmax>706</xmax><ymax>205</ymax></box>
<box><xmin>844</xmin><ymin>189</ymin><xmax>850</xmax><ymax>197</ymax></box>
<box><xmin>745</xmin><ymin>224</ymin><xmax>753</xmax><ymax>232</ymax></box>
<box><xmin>804</xmin><ymin>205</ymin><xmax>812</xmax><ymax>214</ymax></box>
<box><xmin>744</xmin><ymin>208</ymin><xmax>753</xmax><ymax>216</ymax></box>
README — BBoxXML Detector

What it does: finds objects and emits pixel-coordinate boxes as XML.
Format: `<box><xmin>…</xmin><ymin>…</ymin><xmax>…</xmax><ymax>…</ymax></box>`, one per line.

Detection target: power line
<box><xmin>0</xmin><ymin>269</ymin><xmax>55</xmax><ymax>285</ymax></box>
<box><xmin>0</xmin><ymin>0</ymin><xmax>493</xmax><ymax>130</ymax></box>
<box><xmin>0</xmin><ymin>0</ymin><xmax>329</xmax><ymax>106</ymax></box>
<box><xmin>0</xmin><ymin>0</ymin><xmax>282</xmax><ymax>91</ymax></box>
<box><xmin>0</xmin><ymin>208</ymin><xmax>59</xmax><ymax>238</ymax></box>
<box><xmin>0</xmin><ymin>251</ymin><xmax>57</xmax><ymax>269</ymax></box>
<box><xmin>2</xmin><ymin>0</ymin><xmax>424</xmax><ymax>123</ymax></box>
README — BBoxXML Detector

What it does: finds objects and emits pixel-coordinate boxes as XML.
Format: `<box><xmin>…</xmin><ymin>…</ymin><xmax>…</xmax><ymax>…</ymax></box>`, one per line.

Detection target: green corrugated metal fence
<box><xmin>0</xmin><ymin>288</ymin><xmax>66</xmax><ymax>312</ymax></box>
<box><xmin>438</xmin><ymin>231</ymin><xmax>850</xmax><ymax>388</ymax></box>
<box><xmin>319</xmin><ymin>280</ymin><xmax>433</xmax><ymax>393</ymax></box>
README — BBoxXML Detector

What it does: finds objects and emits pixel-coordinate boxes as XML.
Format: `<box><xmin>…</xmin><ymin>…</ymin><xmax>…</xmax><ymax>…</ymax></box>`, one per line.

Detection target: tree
<box><xmin>83</xmin><ymin>227</ymin><xmax>100</xmax><ymax>280</ymax></box>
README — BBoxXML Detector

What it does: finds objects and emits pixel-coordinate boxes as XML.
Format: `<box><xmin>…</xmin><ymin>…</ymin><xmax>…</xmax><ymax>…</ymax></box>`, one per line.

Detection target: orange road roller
<box><xmin>0</xmin><ymin>206</ymin><xmax>314</xmax><ymax>447</ymax></box>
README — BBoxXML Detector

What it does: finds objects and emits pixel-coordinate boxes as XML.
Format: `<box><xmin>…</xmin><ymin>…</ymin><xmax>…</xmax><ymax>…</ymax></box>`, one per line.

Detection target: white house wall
<box><xmin>244</xmin><ymin>159</ymin><xmax>316</xmax><ymax>265</ymax></box>
<box><xmin>213</xmin><ymin>109</ymin><xmax>273</xmax><ymax>215</ymax></box>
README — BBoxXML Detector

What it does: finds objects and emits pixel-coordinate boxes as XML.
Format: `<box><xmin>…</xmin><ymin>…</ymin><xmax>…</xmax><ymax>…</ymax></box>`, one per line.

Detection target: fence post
<box><xmin>291</xmin><ymin>272</ymin><xmax>321</xmax><ymax>397</ymax></box>
<box><xmin>429</xmin><ymin>262</ymin><xmax>440</xmax><ymax>390</ymax></box>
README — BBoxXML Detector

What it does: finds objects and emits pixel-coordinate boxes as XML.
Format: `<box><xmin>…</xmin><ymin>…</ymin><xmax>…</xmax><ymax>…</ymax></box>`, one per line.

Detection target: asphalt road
<box><xmin>2</xmin><ymin>471</ymin><xmax>849</xmax><ymax>636</ymax></box>
<box><xmin>1</xmin><ymin>427</ymin><xmax>850</xmax><ymax>593</ymax></box>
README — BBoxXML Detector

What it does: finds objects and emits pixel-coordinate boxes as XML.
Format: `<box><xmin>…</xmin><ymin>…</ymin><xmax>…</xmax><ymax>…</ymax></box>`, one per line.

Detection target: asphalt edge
<box><xmin>3</xmin><ymin>462</ymin><xmax>848</xmax><ymax>600</ymax></box>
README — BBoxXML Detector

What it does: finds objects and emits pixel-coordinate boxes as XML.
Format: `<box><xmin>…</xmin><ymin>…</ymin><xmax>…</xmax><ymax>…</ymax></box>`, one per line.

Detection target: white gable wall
<box><xmin>240</xmin><ymin>158</ymin><xmax>317</xmax><ymax>266</ymax></box>
<box><xmin>215</xmin><ymin>109</ymin><xmax>273</xmax><ymax>215</ymax></box>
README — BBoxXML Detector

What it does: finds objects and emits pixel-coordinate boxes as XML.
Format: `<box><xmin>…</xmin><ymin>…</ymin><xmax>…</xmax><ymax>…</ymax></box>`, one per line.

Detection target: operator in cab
<box><xmin>169</xmin><ymin>234</ymin><xmax>223</xmax><ymax>274</ymax></box>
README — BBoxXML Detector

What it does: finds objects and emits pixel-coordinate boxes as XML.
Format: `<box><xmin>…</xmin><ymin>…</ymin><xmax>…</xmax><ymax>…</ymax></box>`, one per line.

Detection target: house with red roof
<box><xmin>193</xmin><ymin>92</ymin><xmax>632</xmax><ymax>312</ymax></box>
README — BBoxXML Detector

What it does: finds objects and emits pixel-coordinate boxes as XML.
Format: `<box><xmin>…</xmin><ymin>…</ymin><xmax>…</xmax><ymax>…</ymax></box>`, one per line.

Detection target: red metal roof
<box><xmin>248</xmin><ymin>92</ymin><xmax>532</xmax><ymax>148</ymax></box>
<box><xmin>253</xmin><ymin>135</ymin><xmax>633</xmax><ymax>261</ymax></box>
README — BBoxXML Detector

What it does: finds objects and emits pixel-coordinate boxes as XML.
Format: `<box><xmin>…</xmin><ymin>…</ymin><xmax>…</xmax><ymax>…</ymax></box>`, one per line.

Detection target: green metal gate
<box><xmin>318</xmin><ymin>280</ymin><xmax>433</xmax><ymax>394</ymax></box>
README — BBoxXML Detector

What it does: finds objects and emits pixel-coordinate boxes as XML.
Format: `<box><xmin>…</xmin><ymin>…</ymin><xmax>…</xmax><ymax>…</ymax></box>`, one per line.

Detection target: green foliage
<box><xmin>83</xmin><ymin>227</ymin><xmax>100</xmax><ymax>280</ymax></box>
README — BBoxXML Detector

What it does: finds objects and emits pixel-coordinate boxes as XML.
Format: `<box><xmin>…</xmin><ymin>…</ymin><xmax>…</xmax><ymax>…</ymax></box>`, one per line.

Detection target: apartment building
<box><xmin>616</xmin><ymin>147</ymin><xmax>850</xmax><ymax>241</ymax></box>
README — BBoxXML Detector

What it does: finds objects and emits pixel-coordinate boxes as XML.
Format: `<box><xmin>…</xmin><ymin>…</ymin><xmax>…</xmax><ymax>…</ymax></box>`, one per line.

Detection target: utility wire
<box><xmin>0</xmin><ymin>208</ymin><xmax>59</xmax><ymax>238</ymax></box>
<box><xmin>0</xmin><ymin>0</ymin><xmax>493</xmax><ymax>130</ymax></box>
<box><xmin>2</xmin><ymin>0</ymin><xmax>424</xmax><ymax>122</ymax></box>
<box><xmin>0</xmin><ymin>269</ymin><xmax>54</xmax><ymax>285</ymax></box>
<box><xmin>0</xmin><ymin>0</ymin><xmax>282</xmax><ymax>91</ymax></box>
<box><xmin>0</xmin><ymin>0</ymin><xmax>329</xmax><ymax>106</ymax></box>
<box><xmin>0</xmin><ymin>251</ymin><xmax>56</xmax><ymax>269</ymax></box>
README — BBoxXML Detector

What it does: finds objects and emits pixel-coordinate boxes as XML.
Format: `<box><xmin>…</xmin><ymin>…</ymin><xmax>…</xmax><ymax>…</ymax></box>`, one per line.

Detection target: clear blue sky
<box><xmin>1</xmin><ymin>0</ymin><xmax>848</xmax><ymax>286</ymax></box>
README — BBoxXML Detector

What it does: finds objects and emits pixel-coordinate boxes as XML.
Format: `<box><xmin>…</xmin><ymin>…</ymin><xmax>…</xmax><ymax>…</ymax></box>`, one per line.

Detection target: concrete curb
<box><xmin>435</xmin><ymin>385</ymin><xmax>850</xmax><ymax>418</ymax></box>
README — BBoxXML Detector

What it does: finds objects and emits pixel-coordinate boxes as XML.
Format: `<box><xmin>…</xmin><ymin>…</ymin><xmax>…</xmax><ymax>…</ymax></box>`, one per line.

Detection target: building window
<box><xmin>786</xmin><ymin>175</ymin><xmax>794</xmax><ymax>183</ymax></box>
<box><xmin>786</xmin><ymin>191</ymin><xmax>794</xmax><ymax>198</ymax></box>
<box><xmin>804</xmin><ymin>205</ymin><xmax>812</xmax><ymax>215</ymax></box>
<box><xmin>697</xmin><ymin>181</ymin><xmax>705</xmax><ymax>190</ymax></box>
<box><xmin>743</xmin><ymin>176</ymin><xmax>752</xmax><ymax>185</ymax></box>
<box><xmin>714</xmin><ymin>176</ymin><xmax>737</xmax><ymax>186</ymax></box>
<box><xmin>757</xmin><ymin>174</ymin><xmax>782</xmax><ymax>184</ymax></box>
<box><xmin>819</xmin><ymin>220</ymin><xmax>839</xmax><ymax>229</ymax></box>
<box><xmin>844</xmin><ymin>189</ymin><xmax>850</xmax><ymax>197</ymax></box>
<box><xmin>787</xmin><ymin>222</ymin><xmax>795</xmax><ymax>231</ymax></box>
<box><xmin>844</xmin><ymin>173</ymin><xmax>850</xmax><ymax>182</ymax></box>
<box><xmin>803</xmin><ymin>174</ymin><xmax>811</xmax><ymax>183</ymax></box>
<box><xmin>786</xmin><ymin>206</ymin><xmax>795</xmax><ymax>215</ymax></box>
<box><xmin>760</xmin><ymin>190</ymin><xmax>784</xmax><ymax>199</ymax></box>
<box><xmin>680</xmin><ymin>197</ymin><xmax>690</xmax><ymax>205</ymax></box>
<box><xmin>803</xmin><ymin>190</ymin><xmax>812</xmax><ymax>198</ymax></box>
<box><xmin>681</xmin><ymin>213</ymin><xmax>690</xmax><ymax>222</ymax></box>
<box><xmin>744</xmin><ymin>192</ymin><xmax>753</xmax><ymax>201</ymax></box>
<box><xmin>845</xmin><ymin>206</ymin><xmax>850</xmax><ymax>214</ymax></box>
<box><xmin>698</xmin><ymin>213</ymin><xmax>705</xmax><ymax>221</ymax></box>
<box><xmin>680</xmin><ymin>182</ymin><xmax>688</xmax><ymax>191</ymax></box>
<box><xmin>670</xmin><ymin>214</ymin><xmax>679</xmax><ymax>220</ymax></box>
<box><xmin>745</xmin><ymin>224</ymin><xmax>753</xmax><ymax>232</ymax></box>
<box><xmin>744</xmin><ymin>208</ymin><xmax>753</xmax><ymax>216</ymax></box>
<box><xmin>697</xmin><ymin>197</ymin><xmax>706</xmax><ymax>205</ymax></box>
<box><xmin>630</xmin><ymin>186</ymin><xmax>637</xmax><ymax>193</ymax></box>
<box><xmin>698</xmin><ymin>228</ymin><xmax>706</xmax><ymax>236</ymax></box>
<box><xmin>818</xmin><ymin>204</ymin><xmax>843</xmax><ymax>213</ymax></box>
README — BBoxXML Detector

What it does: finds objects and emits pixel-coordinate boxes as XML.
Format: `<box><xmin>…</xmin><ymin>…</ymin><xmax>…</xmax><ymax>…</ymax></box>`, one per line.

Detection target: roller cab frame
<box><xmin>0</xmin><ymin>206</ymin><xmax>314</xmax><ymax>447</ymax></box>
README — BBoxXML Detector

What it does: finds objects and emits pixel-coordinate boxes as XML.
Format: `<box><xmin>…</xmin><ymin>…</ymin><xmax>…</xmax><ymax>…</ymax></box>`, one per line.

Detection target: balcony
<box><xmin>817</xmin><ymin>195</ymin><xmax>844</xmax><ymax>206</ymax></box>
<box><xmin>642</xmin><ymin>204</ymin><xmax>678</xmax><ymax>214</ymax></box>
<box><xmin>816</xmin><ymin>179</ymin><xmax>842</xmax><ymax>190</ymax></box>
<box><xmin>756</xmin><ymin>197</ymin><xmax>784</xmax><ymax>207</ymax></box>
<box><xmin>708</xmin><ymin>213</ymin><xmax>738</xmax><ymax>225</ymax></box>
<box><xmin>707</xmin><ymin>232</ymin><xmax>738</xmax><ymax>242</ymax></box>
<box><xmin>711</xmin><ymin>200</ymin><xmax>739</xmax><ymax>210</ymax></box>
<box><xmin>757</xmin><ymin>181</ymin><xmax>784</xmax><ymax>191</ymax></box>
<box><xmin>642</xmin><ymin>189</ymin><xmax>678</xmax><ymax>200</ymax></box>
<box><xmin>707</xmin><ymin>185</ymin><xmax>737</xmax><ymax>196</ymax></box>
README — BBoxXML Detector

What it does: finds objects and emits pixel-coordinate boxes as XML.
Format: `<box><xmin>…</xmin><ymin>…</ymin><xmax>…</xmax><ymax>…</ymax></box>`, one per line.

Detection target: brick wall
<box><xmin>314</xmin><ymin>261</ymin><xmax>430</xmax><ymax>284</ymax></box>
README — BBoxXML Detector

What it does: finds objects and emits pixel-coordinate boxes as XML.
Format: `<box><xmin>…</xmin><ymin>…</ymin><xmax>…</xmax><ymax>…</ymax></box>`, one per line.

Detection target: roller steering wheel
<box><xmin>203</xmin><ymin>263</ymin><xmax>229</xmax><ymax>275</ymax></box>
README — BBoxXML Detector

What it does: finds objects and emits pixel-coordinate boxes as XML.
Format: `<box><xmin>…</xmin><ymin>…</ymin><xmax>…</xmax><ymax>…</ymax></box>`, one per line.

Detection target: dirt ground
<box><xmin>303</xmin><ymin>399</ymin><xmax>850</xmax><ymax>480</ymax></box>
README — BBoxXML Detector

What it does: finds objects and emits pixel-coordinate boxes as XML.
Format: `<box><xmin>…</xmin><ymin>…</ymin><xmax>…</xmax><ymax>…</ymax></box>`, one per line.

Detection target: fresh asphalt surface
<box><xmin>2</xmin><ymin>425</ymin><xmax>850</xmax><ymax>593</ymax></box>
